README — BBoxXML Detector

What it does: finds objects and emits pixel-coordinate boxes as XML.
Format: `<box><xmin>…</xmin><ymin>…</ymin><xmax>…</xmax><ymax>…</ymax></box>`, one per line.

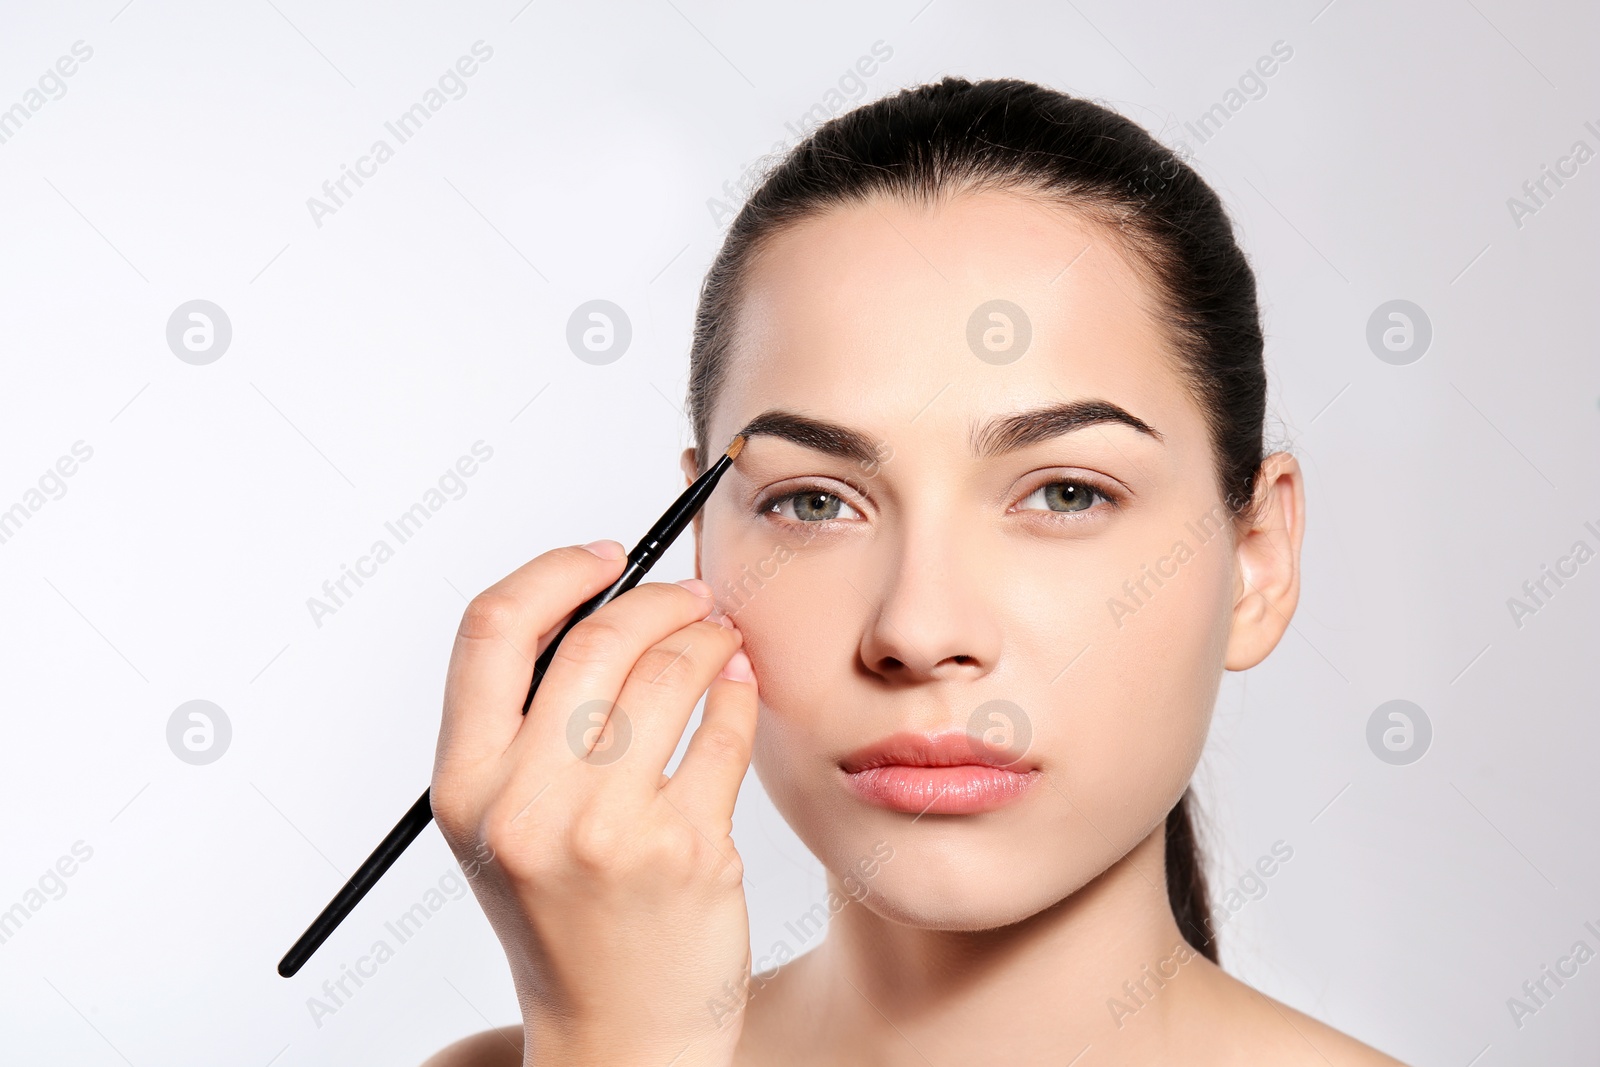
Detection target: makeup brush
<box><xmin>277</xmin><ymin>434</ymin><xmax>747</xmax><ymax>978</ymax></box>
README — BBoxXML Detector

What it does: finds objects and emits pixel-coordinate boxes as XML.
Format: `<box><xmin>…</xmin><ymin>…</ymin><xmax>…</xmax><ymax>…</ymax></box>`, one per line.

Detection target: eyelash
<box><xmin>753</xmin><ymin>477</ymin><xmax>1123</xmax><ymax>529</ymax></box>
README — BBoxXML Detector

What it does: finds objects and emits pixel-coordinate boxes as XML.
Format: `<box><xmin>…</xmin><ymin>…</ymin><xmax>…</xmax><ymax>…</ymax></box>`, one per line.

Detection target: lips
<box><xmin>839</xmin><ymin>731</ymin><xmax>1039</xmax><ymax>815</ymax></box>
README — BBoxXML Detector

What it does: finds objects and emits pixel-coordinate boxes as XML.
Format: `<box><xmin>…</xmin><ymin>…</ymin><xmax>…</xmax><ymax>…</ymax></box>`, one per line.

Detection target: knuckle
<box><xmin>458</xmin><ymin>592</ymin><xmax>522</xmax><ymax>642</ymax></box>
<box><xmin>474</xmin><ymin>822</ymin><xmax>506</xmax><ymax>868</ymax></box>
<box><xmin>428</xmin><ymin>776</ymin><xmax>473</xmax><ymax>841</ymax></box>
<box><xmin>695</xmin><ymin>723</ymin><xmax>751</xmax><ymax>766</ymax></box>
<box><xmin>565</xmin><ymin>807</ymin><xmax>632</xmax><ymax>871</ymax></box>
<box><xmin>709</xmin><ymin>847</ymin><xmax>746</xmax><ymax>890</ymax></box>
<box><xmin>478</xmin><ymin>793</ymin><xmax>554</xmax><ymax>874</ymax></box>
<box><xmin>478</xmin><ymin>804</ymin><xmax>519</xmax><ymax>856</ymax></box>
<box><xmin>635</xmin><ymin>820</ymin><xmax>701</xmax><ymax>877</ymax></box>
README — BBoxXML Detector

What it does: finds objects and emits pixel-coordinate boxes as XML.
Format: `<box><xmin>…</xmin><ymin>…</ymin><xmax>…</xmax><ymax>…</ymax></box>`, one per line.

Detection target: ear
<box><xmin>679</xmin><ymin>446</ymin><xmax>704</xmax><ymax>582</ymax></box>
<box><xmin>1224</xmin><ymin>451</ymin><xmax>1305</xmax><ymax>671</ymax></box>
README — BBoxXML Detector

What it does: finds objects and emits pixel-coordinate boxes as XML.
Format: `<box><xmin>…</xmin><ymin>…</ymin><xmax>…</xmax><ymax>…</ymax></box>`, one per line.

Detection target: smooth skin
<box><xmin>424</xmin><ymin>189</ymin><xmax>1406</xmax><ymax>1065</ymax></box>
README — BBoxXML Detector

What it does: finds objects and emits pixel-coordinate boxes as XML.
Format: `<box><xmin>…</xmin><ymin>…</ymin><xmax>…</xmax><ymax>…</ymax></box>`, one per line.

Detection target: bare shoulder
<box><xmin>1250</xmin><ymin>992</ymin><xmax>1407</xmax><ymax>1065</ymax></box>
<box><xmin>417</xmin><ymin>1025</ymin><xmax>524</xmax><ymax>1067</ymax></box>
<box><xmin>1203</xmin><ymin>965</ymin><xmax>1408</xmax><ymax>1066</ymax></box>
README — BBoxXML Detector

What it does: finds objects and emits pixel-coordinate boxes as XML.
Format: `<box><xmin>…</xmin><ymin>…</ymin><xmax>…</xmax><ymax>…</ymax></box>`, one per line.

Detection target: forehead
<box><xmin>717</xmin><ymin>190</ymin><xmax>1200</xmax><ymax>451</ymax></box>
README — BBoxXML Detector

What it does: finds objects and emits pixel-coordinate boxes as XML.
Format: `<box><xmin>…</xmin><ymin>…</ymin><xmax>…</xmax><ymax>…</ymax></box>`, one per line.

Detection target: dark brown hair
<box><xmin>685</xmin><ymin>75</ymin><xmax>1274</xmax><ymax>964</ymax></box>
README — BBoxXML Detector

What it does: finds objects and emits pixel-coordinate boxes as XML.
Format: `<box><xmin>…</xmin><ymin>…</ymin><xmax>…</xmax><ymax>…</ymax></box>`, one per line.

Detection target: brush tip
<box><xmin>724</xmin><ymin>434</ymin><xmax>746</xmax><ymax>461</ymax></box>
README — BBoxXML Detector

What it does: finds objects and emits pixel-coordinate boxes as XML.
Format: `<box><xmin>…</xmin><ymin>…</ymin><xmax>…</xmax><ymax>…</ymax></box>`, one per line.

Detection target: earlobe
<box><xmin>1223</xmin><ymin>452</ymin><xmax>1306</xmax><ymax>671</ymax></box>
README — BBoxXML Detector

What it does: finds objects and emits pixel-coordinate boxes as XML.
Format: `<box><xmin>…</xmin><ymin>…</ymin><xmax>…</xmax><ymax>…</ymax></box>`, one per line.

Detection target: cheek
<box><xmin>700</xmin><ymin>530</ymin><xmax>840</xmax><ymax>764</ymax></box>
<box><xmin>700</xmin><ymin>524</ymin><xmax>899</xmax><ymax>849</ymax></box>
<box><xmin>1056</xmin><ymin>524</ymin><xmax>1235</xmax><ymax>817</ymax></box>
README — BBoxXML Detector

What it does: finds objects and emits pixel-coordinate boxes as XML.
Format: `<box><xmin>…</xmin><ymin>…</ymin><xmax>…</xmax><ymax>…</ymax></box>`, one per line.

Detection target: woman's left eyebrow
<box><xmin>735</xmin><ymin>400</ymin><xmax>1162</xmax><ymax>463</ymax></box>
<box><xmin>972</xmin><ymin>399</ymin><xmax>1164</xmax><ymax>457</ymax></box>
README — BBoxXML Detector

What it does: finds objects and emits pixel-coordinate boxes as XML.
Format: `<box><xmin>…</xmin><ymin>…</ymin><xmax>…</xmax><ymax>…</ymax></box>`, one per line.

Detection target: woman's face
<box><xmin>686</xmin><ymin>189</ymin><xmax>1240</xmax><ymax>930</ymax></box>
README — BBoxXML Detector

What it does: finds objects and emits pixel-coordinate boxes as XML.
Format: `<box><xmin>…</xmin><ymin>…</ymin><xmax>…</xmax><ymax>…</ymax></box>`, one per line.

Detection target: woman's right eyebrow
<box><xmin>734</xmin><ymin>410</ymin><xmax>883</xmax><ymax>464</ymax></box>
<box><xmin>735</xmin><ymin>400</ymin><xmax>1162</xmax><ymax>464</ymax></box>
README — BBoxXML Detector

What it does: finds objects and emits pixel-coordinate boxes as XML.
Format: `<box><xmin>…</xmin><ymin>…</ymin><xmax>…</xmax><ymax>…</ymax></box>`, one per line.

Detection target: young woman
<box><xmin>422</xmin><ymin>77</ymin><xmax>1406</xmax><ymax>1065</ymax></box>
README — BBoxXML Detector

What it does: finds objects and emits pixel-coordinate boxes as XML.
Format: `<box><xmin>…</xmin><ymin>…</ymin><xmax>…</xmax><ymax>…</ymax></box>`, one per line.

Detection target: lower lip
<box><xmin>844</xmin><ymin>765</ymin><xmax>1039</xmax><ymax>815</ymax></box>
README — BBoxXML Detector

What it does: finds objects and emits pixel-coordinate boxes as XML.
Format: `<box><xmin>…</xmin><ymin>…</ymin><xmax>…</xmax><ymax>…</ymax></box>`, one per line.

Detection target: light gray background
<box><xmin>1</xmin><ymin>1</ymin><xmax>1595</xmax><ymax>1064</ymax></box>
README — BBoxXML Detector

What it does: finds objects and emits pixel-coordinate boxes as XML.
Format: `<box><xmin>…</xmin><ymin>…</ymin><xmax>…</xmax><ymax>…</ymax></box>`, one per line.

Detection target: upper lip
<box><xmin>839</xmin><ymin>730</ymin><xmax>1038</xmax><ymax>773</ymax></box>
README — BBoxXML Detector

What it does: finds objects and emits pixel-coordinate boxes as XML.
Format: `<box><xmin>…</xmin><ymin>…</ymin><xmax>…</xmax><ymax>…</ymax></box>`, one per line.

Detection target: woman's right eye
<box><xmin>759</xmin><ymin>487</ymin><xmax>865</xmax><ymax>524</ymax></box>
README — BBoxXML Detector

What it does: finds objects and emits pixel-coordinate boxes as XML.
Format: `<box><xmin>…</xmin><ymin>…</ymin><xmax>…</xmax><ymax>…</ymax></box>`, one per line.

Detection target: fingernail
<box><xmin>582</xmin><ymin>539</ymin><xmax>624</xmax><ymax>559</ymax></box>
<box><xmin>675</xmin><ymin>577</ymin><xmax>713</xmax><ymax>598</ymax></box>
<box><xmin>719</xmin><ymin>648</ymin><xmax>753</xmax><ymax>682</ymax></box>
<box><xmin>708</xmin><ymin>611</ymin><xmax>735</xmax><ymax>629</ymax></box>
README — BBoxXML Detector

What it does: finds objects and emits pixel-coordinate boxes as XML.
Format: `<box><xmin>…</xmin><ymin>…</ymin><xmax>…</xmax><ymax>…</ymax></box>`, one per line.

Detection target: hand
<box><xmin>430</xmin><ymin>542</ymin><xmax>758</xmax><ymax>1067</ymax></box>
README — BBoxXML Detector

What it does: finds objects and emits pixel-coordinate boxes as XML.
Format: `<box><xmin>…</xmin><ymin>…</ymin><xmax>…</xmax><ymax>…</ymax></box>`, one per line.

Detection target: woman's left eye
<box><xmin>1016</xmin><ymin>479</ymin><xmax>1115</xmax><ymax>517</ymax></box>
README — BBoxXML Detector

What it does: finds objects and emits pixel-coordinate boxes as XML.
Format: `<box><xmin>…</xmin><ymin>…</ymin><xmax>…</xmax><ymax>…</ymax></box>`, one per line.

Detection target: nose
<box><xmin>856</xmin><ymin>523</ymin><xmax>1002</xmax><ymax>684</ymax></box>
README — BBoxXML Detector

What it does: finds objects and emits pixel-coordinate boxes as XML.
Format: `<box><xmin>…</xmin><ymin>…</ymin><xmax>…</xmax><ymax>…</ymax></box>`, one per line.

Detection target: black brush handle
<box><xmin>277</xmin><ymin>561</ymin><xmax>645</xmax><ymax>979</ymax></box>
<box><xmin>277</xmin><ymin>790</ymin><xmax>433</xmax><ymax>977</ymax></box>
<box><xmin>277</xmin><ymin>444</ymin><xmax>739</xmax><ymax>978</ymax></box>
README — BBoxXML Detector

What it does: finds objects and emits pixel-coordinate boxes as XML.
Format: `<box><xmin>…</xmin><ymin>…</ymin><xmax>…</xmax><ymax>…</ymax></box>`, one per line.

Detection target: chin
<box><xmin>783</xmin><ymin>793</ymin><xmax>1119</xmax><ymax>933</ymax></box>
<box><xmin>852</xmin><ymin>863</ymin><xmax>1081</xmax><ymax>932</ymax></box>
